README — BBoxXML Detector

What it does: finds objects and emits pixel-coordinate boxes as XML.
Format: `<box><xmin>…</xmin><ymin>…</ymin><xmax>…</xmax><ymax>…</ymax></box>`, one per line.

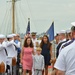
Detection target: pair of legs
<box><xmin>42</xmin><ymin>65</ymin><xmax>48</xmax><ymax>75</ymax></box>
<box><xmin>22</xmin><ymin>69</ymin><xmax>32</xmax><ymax>75</ymax></box>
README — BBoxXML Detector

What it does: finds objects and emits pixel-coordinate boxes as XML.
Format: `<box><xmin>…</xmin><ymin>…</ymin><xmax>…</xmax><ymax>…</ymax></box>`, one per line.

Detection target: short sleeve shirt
<box><xmin>54</xmin><ymin>40</ymin><xmax>75</xmax><ymax>75</ymax></box>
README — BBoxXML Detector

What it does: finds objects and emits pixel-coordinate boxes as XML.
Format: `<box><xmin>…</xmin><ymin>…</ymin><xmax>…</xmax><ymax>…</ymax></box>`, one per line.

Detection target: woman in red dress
<box><xmin>21</xmin><ymin>37</ymin><xmax>34</xmax><ymax>75</ymax></box>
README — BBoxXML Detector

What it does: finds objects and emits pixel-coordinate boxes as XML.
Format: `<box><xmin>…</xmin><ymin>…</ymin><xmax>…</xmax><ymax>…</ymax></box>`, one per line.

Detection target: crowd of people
<box><xmin>0</xmin><ymin>34</ymin><xmax>21</xmax><ymax>75</ymax></box>
<box><xmin>51</xmin><ymin>22</ymin><xmax>75</xmax><ymax>75</ymax></box>
<box><xmin>0</xmin><ymin>32</ymin><xmax>52</xmax><ymax>75</ymax></box>
<box><xmin>0</xmin><ymin>22</ymin><xmax>75</xmax><ymax>75</ymax></box>
<box><xmin>21</xmin><ymin>33</ymin><xmax>52</xmax><ymax>75</ymax></box>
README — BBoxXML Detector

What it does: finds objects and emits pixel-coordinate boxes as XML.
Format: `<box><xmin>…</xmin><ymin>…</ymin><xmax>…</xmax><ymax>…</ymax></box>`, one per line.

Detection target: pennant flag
<box><xmin>26</xmin><ymin>18</ymin><xmax>30</xmax><ymax>34</ymax></box>
<box><xmin>46</xmin><ymin>21</ymin><xmax>54</xmax><ymax>41</ymax></box>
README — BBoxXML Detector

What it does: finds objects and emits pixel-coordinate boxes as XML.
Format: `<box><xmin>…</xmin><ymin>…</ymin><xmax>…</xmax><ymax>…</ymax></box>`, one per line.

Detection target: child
<box><xmin>33</xmin><ymin>47</ymin><xmax>44</xmax><ymax>75</ymax></box>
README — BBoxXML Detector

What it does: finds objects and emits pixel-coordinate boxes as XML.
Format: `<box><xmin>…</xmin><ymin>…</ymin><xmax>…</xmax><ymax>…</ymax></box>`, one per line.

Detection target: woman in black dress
<box><xmin>40</xmin><ymin>35</ymin><xmax>52</xmax><ymax>75</ymax></box>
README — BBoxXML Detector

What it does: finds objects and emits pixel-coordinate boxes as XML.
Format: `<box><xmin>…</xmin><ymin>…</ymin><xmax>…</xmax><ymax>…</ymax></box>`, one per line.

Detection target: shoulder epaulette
<box><xmin>61</xmin><ymin>40</ymin><xmax>74</xmax><ymax>49</ymax></box>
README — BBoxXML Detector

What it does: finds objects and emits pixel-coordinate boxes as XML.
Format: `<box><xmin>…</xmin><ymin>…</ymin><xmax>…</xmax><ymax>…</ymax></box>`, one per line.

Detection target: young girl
<box><xmin>21</xmin><ymin>37</ymin><xmax>34</xmax><ymax>75</ymax></box>
<box><xmin>40</xmin><ymin>35</ymin><xmax>52</xmax><ymax>75</ymax></box>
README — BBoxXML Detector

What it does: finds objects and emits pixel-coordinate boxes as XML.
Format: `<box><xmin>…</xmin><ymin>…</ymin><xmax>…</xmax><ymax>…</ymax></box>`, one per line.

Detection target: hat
<box><xmin>54</xmin><ymin>32</ymin><xmax>59</xmax><ymax>37</ymax></box>
<box><xmin>71</xmin><ymin>22</ymin><xmax>75</xmax><ymax>26</ymax></box>
<box><xmin>12</xmin><ymin>34</ymin><xmax>17</xmax><ymax>37</ymax></box>
<box><xmin>59</xmin><ymin>30</ymin><xmax>66</xmax><ymax>34</ymax></box>
<box><xmin>66</xmin><ymin>29</ymin><xmax>71</xmax><ymax>33</ymax></box>
<box><xmin>31</xmin><ymin>32</ymin><xmax>37</xmax><ymax>35</ymax></box>
<box><xmin>36</xmin><ymin>47</ymin><xmax>42</xmax><ymax>51</ymax></box>
<box><xmin>71</xmin><ymin>26</ymin><xmax>75</xmax><ymax>31</ymax></box>
<box><xmin>7</xmin><ymin>34</ymin><xmax>13</xmax><ymax>38</ymax></box>
<box><xmin>0</xmin><ymin>34</ymin><xmax>6</xmax><ymax>39</ymax></box>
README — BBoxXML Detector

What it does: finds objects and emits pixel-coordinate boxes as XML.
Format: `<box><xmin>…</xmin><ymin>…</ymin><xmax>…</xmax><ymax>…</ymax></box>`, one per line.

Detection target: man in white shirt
<box><xmin>54</xmin><ymin>24</ymin><xmax>75</xmax><ymax>75</ymax></box>
<box><xmin>6</xmin><ymin>34</ymin><xmax>17</xmax><ymax>74</ymax></box>
<box><xmin>31</xmin><ymin>32</ymin><xmax>38</xmax><ymax>52</ymax></box>
<box><xmin>59</xmin><ymin>29</ymin><xmax>72</xmax><ymax>53</ymax></box>
<box><xmin>56</xmin><ymin>30</ymin><xmax>67</xmax><ymax>58</ymax></box>
<box><xmin>31</xmin><ymin>32</ymin><xmax>39</xmax><ymax>75</ymax></box>
<box><xmin>0</xmin><ymin>34</ymin><xmax>7</xmax><ymax>72</ymax></box>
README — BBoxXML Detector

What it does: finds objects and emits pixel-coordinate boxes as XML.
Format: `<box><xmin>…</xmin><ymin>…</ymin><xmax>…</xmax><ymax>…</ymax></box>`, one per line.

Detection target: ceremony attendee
<box><xmin>6</xmin><ymin>34</ymin><xmax>17</xmax><ymax>74</ymax></box>
<box><xmin>31</xmin><ymin>32</ymin><xmax>38</xmax><ymax>53</ymax></box>
<box><xmin>54</xmin><ymin>24</ymin><xmax>75</xmax><ymax>75</ymax></box>
<box><xmin>56</xmin><ymin>30</ymin><xmax>67</xmax><ymax>58</ymax></box>
<box><xmin>21</xmin><ymin>37</ymin><xmax>34</xmax><ymax>75</ymax></box>
<box><xmin>31</xmin><ymin>32</ymin><xmax>38</xmax><ymax>75</ymax></box>
<box><xmin>33</xmin><ymin>47</ymin><xmax>44</xmax><ymax>75</ymax></box>
<box><xmin>66</xmin><ymin>29</ymin><xmax>72</xmax><ymax>40</ymax></box>
<box><xmin>0</xmin><ymin>34</ymin><xmax>7</xmax><ymax>72</ymax></box>
<box><xmin>59</xmin><ymin>29</ymin><xmax>72</xmax><ymax>53</ymax></box>
<box><xmin>40</xmin><ymin>35</ymin><xmax>52</xmax><ymax>75</ymax></box>
<box><xmin>12</xmin><ymin>34</ymin><xmax>21</xmax><ymax>74</ymax></box>
<box><xmin>54</xmin><ymin>33</ymin><xmax>60</xmax><ymax>45</ymax></box>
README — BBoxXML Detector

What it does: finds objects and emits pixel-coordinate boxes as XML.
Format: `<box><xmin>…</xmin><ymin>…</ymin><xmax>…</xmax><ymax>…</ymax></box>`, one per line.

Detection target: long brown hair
<box><xmin>23</xmin><ymin>37</ymin><xmax>34</xmax><ymax>48</ymax></box>
<box><xmin>40</xmin><ymin>35</ymin><xmax>52</xmax><ymax>49</ymax></box>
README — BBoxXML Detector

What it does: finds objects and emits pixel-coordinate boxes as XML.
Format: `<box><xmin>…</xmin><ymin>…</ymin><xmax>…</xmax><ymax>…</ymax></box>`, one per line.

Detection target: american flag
<box><xmin>26</xmin><ymin>18</ymin><xmax>30</xmax><ymax>34</ymax></box>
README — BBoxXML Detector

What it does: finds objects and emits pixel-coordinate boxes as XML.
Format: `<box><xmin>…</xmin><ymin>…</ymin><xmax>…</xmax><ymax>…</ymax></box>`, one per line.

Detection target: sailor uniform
<box><xmin>33</xmin><ymin>54</ymin><xmax>44</xmax><ymax>75</ymax></box>
<box><xmin>61</xmin><ymin>39</ymin><xmax>74</xmax><ymax>50</ymax></box>
<box><xmin>5</xmin><ymin>40</ymin><xmax>17</xmax><ymax>74</ymax></box>
<box><xmin>59</xmin><ymin>40</ymin><xmax>71</xmax><ymax>53</ymax></box>
<box><xmin>56</xmin><ymin>39</ymin><xmax>68</xmax><ymax>58</ymax></box>
<box><xmin>54</xmin><ymin>39</ymin><xmax>75</xmax><ymax>75</ymax></box>
<box><xmin>0</xmin><ymin>43</ymin><xmax>7</xmax><ymax>71</ymax></box>
<box><xmin>6</xmin><ymin>34</ymin><xmax>20</xmax><ymax>74</ymax></box>
<box><xmin>32</xmin><ymin>38</ymin><xmax>38</xmax><ymax>52</ymax></box>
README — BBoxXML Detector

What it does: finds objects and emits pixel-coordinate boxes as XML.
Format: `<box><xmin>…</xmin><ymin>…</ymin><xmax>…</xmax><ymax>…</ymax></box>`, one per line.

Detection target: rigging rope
<box><xmin>25</xmin><ymin>0</ymin><xmax>37</xmax><ymax>32</ymax></box>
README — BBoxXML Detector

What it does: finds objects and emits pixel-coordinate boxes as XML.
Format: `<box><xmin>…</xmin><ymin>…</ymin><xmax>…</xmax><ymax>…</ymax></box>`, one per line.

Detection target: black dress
<box><xmin>41</xmin><ymin>44</ymin><xmax>51</xmax><ymax>66</ymax></box>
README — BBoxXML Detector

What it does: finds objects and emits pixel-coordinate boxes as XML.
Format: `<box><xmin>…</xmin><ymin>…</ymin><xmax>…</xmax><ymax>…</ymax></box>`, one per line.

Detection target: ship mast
<box><xmin>12</xmin><ymin>0</ymin><xmax>15</xmax><ymax>33</ymax></box>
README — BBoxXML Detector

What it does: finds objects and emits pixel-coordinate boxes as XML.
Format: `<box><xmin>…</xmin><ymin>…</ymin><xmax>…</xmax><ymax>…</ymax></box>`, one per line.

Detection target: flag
<box><xmin>46</xmin><ymin>21</ymin><xmax>54</xmax><ymax>41</ymax></box>
<box><xmin>26</xmin><ymin>18</ymin><xmax>30</xmax><ymax>34</ymax></box>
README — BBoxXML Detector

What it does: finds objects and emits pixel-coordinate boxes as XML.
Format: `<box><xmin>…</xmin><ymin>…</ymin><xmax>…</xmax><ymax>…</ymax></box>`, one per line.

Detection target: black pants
<box><xmin>16</xmin><ymin>53</ymin><xmax>20</xmax><ymax>75</ymax></box>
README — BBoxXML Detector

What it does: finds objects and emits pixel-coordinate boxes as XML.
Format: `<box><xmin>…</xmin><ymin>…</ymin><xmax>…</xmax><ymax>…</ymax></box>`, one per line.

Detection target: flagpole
<box><xmin>28</xmin><ymin>18</ymin><xmax>30</xmax><ymax>21</ymax></box>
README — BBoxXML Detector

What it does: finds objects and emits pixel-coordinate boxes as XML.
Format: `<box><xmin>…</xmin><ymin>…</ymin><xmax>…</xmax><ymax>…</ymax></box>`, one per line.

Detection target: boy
<box><xmin>33</xmin><ymin>47</ymin><xmax>44</xmax><ymax>75</ymax></box>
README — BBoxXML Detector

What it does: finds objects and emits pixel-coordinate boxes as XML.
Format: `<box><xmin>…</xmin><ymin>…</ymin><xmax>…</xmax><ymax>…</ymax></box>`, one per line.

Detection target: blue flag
<box><xmin>46</xmin><ymin>21</ymin><xmax>54</xmax><ymax>41</ymax></box>
<box><xmin>26</xmin><ymin>18</ymin><xmax>30</xmax><ymax>34</ymax></box>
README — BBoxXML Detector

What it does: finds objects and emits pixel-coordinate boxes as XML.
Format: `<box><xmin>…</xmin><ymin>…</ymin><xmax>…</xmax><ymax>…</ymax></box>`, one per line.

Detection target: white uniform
<box><xmin>54</xmin><ymin>40</ymin><xmax>75</xmax><ymax>75</ymax></box>
<box><xmin>32</xmin><ymin>38</ymin><xmax>37</xmax><ymax>52</ymax></box>
<box><xmin>33</xmin><ymin>54</ymin><xmax>44</xmax><ymax>75</ymax></box>
<box><xmin>59</xmin><ymin>40</ymin><xmax>71</xmax><ymax>53</ymax></box>
<box><xmin>6</xmin><ymin>40</ymin><xmax>17</xmax><ymax>59</ymax></box>
<box><xmin>0</xmin><ymin>43</ymin><xmax>7</xmax><ymax>70</ymax></box>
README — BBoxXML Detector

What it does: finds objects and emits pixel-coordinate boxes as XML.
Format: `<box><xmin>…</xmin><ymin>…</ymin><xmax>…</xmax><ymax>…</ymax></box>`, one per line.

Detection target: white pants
<box><xmin>6</xmin><ymin>57</ymin><xmax>12</xmax><ymax>75</ymax></box>
<box><xmin>34</xmin><ymin>70</ymin><xmax>42</xmax><ymax>75</ymax></box>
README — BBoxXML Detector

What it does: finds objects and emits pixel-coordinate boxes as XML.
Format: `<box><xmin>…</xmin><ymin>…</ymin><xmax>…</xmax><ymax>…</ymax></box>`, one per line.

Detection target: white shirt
<box><xmin>0</xmin><ymin>42</ymin><xmax>7</xmax><ymax>70</ymax></box>
<box><xmin>6</xmin><ymin>40</ymin><xmax>17</xmax><ymax>58</ymax></box>
<box><xmin>54</xmin><ymin>40</ymin><xmax>75</xmax><ymax>75</ymax></box>
<box><xmin>32</xmin><ymin>38</ymin><xmax>38</xmax><ymax>52</ymax></box>
<box><xmin>59</xmin><ymin>40</ymin><xmax>71</xmax><ymax>53</ymax></box>
<box><xmin>5</xmin><ymin>40</ymin><xmax>18</xmax><ymax>66</ymax></box>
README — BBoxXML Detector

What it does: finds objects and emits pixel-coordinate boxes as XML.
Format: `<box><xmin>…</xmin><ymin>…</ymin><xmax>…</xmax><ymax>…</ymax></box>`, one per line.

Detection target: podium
<box><xmin>12</xmin><ymin>57</ymin><xmax>16</xmax><ymax>75</ymax></box>
<box><xmin>0</xmin><ymin>62</ymin><xmax>5</xmax><ymax>75</ymax></box>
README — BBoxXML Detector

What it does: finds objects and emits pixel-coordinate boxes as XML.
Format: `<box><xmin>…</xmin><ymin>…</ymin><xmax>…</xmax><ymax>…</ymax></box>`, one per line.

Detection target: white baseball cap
<box><xmin>59</xmin><ymin>30</ymin><xmax>66</xmax><ymax>34</ymax></box>
<box><xmin>0</xmin><ymin>34</ymin><xmax>6</xmax><ymax>39</ymax></box>
<box><xmin>7</xmin><ymin>34</ymin><xmax>13</xmax><ymax>38</ymax></box>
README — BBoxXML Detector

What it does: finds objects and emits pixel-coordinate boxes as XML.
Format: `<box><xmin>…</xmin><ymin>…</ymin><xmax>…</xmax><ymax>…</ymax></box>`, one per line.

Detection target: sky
<box><xmin>0</xmin><ymin>0</ymin><xmax>75</xmax><ymax>35</ymax></box>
